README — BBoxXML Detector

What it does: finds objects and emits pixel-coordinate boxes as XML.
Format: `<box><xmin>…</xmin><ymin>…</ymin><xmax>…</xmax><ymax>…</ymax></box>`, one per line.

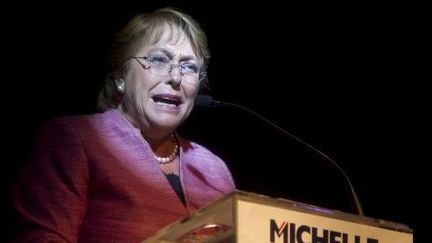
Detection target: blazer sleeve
<box><xmin>11</xmin><ymin>118</ymin><xmax>89</xmax><ymax>242</ymax></box>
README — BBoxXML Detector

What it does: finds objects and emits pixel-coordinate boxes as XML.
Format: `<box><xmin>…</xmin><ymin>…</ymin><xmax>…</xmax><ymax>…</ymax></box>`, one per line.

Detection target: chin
<box><xmin>150</xmin><ymin>116</ymin><xmax>184</xmax><ymax>130</ymax></box>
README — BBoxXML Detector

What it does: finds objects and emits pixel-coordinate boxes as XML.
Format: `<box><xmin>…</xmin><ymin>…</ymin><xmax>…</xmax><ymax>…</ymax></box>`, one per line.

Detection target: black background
<box><xmin>1</xmin><ymin>1</ymin><xmax>428</xmax><ymax>242</ymax></box>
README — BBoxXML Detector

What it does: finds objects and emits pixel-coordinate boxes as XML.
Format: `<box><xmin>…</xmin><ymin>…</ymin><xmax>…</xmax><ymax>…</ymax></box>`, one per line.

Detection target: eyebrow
<box><xmin>149</xmin><ymin>48</ymin><xmax>197</xmax><ymax>63</ymax></box>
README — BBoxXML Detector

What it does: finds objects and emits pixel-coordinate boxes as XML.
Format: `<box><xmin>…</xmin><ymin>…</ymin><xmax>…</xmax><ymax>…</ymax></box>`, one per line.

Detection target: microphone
<box><xmin>194</xmin><ymin>94</ymin><xmax>223</xmax><ymax>107</ymax></box>
<box><xmin>195</xmin><ymin>94</ymin><xmax>365</xmax><ymax>216</ymax></box>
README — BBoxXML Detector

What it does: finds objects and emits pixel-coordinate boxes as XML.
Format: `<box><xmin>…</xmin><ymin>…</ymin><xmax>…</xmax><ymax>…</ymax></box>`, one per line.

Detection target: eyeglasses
<box><xmin>133</xmin><ymin>55</ymin><xmax>206</xmax><ymax>83</ymax></box>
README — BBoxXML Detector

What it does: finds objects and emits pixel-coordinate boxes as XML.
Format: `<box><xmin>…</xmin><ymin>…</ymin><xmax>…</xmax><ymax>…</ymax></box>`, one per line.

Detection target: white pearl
<box><xmin>154</xmin><ymin>135</ymin><xmax>179</xmax><ymax>164</ymax></box>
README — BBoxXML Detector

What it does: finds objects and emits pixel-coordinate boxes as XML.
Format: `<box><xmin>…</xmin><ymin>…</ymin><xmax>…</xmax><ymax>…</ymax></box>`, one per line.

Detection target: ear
<box><xmin>114</xmin><ymin>78</ymin><xmax>125</xmax><ymax>93</ymax></box>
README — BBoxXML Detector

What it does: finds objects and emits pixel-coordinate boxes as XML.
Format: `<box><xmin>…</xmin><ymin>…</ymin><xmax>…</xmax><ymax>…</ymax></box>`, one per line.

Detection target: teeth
<box><xmin>152</xmin><ymin>97</ymin><xmax>179</xmax><ymax>107</ymax></box>
<box><xmin>155</xmin><ymin>100</ymin><xmax>176</xmax><ymax>107</ymax></box>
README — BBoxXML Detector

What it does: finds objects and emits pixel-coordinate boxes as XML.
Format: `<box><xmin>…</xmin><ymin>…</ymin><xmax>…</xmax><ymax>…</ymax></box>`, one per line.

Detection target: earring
<box><xmin>115</xmin><ymin>79</ymin><xmax>125</xmax><ymax>93</ymax></box>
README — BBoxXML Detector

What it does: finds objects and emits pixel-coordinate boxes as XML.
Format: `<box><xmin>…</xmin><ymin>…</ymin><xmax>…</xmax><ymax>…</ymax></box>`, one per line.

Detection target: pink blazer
<box><xmin>11</xmin><ymin>109</ymin><xmax>235</xmax><ymax>242</ymax></box>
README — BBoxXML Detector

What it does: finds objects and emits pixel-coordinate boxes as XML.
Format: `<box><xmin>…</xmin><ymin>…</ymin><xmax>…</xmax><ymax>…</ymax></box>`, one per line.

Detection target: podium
<box><xmin>143</xmin><ymin>190</ymin><xmax>413</xmax><ymax>243</ymax></box>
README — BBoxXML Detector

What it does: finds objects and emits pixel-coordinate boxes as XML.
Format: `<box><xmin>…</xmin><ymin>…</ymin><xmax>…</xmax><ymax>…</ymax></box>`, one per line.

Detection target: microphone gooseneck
<box><xmin>195</xmin><ymin>95</ymin><xmax>365</xmax><ymax>216</ymax></box>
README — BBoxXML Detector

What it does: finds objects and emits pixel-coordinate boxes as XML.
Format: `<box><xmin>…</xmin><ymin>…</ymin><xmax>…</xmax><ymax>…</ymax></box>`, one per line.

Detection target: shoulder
<box><xmin>42</xmin><ymin>110</ymin><xmax>116</xmax><ymax>128</ymax></box>
<box><xmin>33</xmin><ymin>112</ymin><xmax>106</xmax><ymax>149</ymax></box>
<box><xmin>40</xmin><ymin>109</ymin><xmax>134</xmax><ymax>138</ymax></box>
<box><xmin>41</xmin><ymin>112</ymin><xmax>100</xmax><ymax>129</ymax></box>
<box><xmin>36</xmin><ymin>114</ymin><xmax>97</xmax><ymax>148</ymax></box>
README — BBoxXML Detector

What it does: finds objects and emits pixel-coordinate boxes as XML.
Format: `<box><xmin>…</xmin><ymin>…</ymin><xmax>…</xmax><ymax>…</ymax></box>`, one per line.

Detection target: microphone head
<box><xmin>194</xmin><ymin>95</ymin><xmax>221</xmax><ymax>107</ymax></box>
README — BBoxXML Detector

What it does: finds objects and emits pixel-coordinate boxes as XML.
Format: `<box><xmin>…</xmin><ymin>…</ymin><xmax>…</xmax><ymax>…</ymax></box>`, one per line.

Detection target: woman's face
<box><xmin>122</xmin><ymin>25</ymin><xmax>201</xmax><ymax>134</ymax></box>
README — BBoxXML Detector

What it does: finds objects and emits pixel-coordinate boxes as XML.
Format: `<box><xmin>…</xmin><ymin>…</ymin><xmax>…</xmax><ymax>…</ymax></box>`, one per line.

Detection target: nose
<box><xmin>168</xmin><ymin>65</ymin><xmax>182</xmax><ymax>85</ymax></box>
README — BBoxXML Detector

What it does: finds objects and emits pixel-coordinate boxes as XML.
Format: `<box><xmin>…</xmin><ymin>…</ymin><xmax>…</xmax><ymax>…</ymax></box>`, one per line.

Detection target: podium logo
<box><xmin>269</xmin><ymin>219</ymin><xmax>378</xmax><ymax>243</ymax></box>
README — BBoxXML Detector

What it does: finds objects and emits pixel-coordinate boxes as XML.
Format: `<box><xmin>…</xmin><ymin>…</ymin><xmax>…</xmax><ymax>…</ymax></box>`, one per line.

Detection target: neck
<box><xmin>150</xmin><ymin>133</ymin><xmax>176</xmax><ymax>156</ymax></box>
<box><xmin>116</xmin><ymin>107</ymin><xmax>179</xmax><ymax>165</ymax></box>
<box><xmin>117</xmin><ymin>106</ymin><xmax>174</xmax><ymax>149</ymax></box>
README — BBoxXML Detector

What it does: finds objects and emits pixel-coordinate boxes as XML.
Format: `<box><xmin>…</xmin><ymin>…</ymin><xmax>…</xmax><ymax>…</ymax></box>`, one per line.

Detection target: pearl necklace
<box><xmin>154</xmin><ymin>135</ymin><xmax>179</xmax><ymax>164</ymax></box>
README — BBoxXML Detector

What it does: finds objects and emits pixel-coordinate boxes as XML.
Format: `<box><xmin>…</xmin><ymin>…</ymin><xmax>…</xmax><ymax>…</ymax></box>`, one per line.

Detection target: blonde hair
<box><xmin>97</xmin><ymin>7</ymin><xmax>210</xmax><ymax>110</ymax></box>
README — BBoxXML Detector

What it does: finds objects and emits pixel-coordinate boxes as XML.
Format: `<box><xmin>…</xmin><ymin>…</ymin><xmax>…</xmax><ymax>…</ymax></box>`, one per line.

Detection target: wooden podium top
<box><xmin>143</xmin><ymin>190</ymin><xmax>413</xmax><ymax>243</ymax></box>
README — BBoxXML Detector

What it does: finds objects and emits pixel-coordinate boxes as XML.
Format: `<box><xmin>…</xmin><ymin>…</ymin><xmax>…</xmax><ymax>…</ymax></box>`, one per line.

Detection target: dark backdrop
<box><xmin>2</xmin><ymin>1</ymin><xmax>428</xmax><ymax>242</ymax></box>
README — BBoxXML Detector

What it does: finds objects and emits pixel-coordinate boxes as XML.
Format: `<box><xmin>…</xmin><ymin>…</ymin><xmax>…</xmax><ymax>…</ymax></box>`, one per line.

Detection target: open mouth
<box><xmin>152</xmin><ymin>94</ymin><xmax>182</xmax><ymax>107</ymax></box>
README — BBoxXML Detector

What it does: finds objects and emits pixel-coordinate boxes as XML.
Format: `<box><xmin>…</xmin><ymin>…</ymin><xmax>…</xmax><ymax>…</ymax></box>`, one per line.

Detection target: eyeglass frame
<box><xmin>132</xmin><ymin>55</ymin><xmax>207</xmax><ymax>83</ymax></box>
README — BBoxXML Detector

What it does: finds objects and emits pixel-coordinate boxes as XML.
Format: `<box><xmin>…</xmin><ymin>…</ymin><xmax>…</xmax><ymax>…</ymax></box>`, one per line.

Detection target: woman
<box><xmin>11</xmin><ymin>7</ymin><xmax>235</xmax><ymax>242</ymax></box>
